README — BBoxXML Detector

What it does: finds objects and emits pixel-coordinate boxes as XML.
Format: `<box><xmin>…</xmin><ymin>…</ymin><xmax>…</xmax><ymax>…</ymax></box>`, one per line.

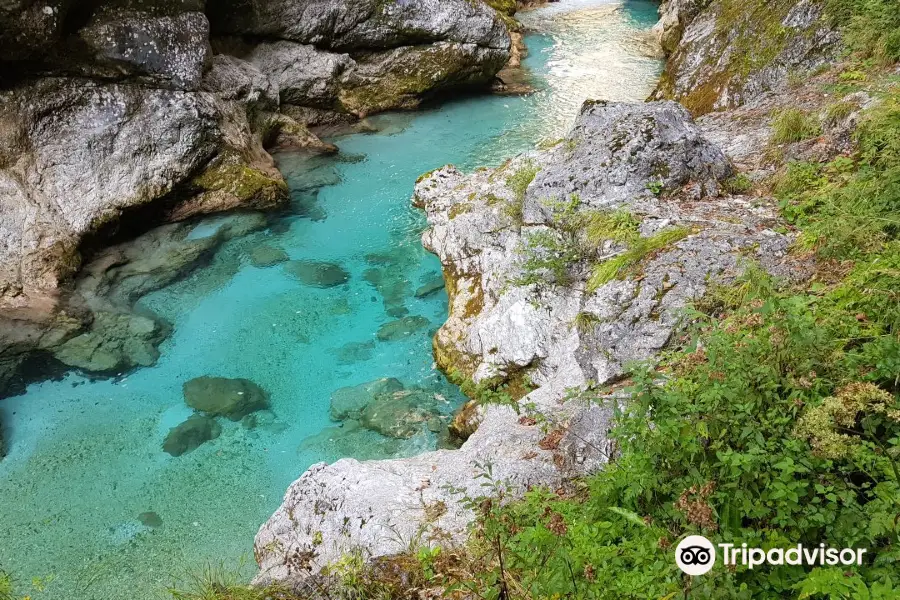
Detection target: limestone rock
<box><xmin>162</xmin><ymin>414</ymin><xmax>222</xmax><ymax>457</ymax></box>
<box><xmin>80</xmin><ymin>8</ymin><xmax>211</xmax><ymax>90</ymax></box>
<box><xmin>330</xmin><ymin>378</ymin><xmax>405</xmax><ymax>421</ymax></box>
<box><xmin>0</xmin><ymin>77</ymin><xmax>285</xmax><ymax>301</ymax></box>
<box><xmin>52</xmin><ymin>311</ymin><xmax>167</xmax><ymax>373</ymax></box>
<box><xmin>415</xmin><ymin>275</ymin><xmax>446</xmax><ymax>298</ymax></box>
<box><xmin>651</xmin><ymin>0</ymin><xmax>839</xmax><ymax>114</ymax></box>
<box><xmin>183</xmin><ymin>376</ymin><xmax>269</xmax><ymax>420</ymax></box>
<box><xmin>359</xmin><ymin>389</ymin><xmax>444</xmax><ymax>439</ymax></box>
<box><xmin>207</xmin><ymin>0</ymin><xmax>510</xmax><ymax>53</ymax></box>
<box><xmin>254</xmin><ymin>384</ymin><xmax>616</xmax><ymax>579</ymax></box>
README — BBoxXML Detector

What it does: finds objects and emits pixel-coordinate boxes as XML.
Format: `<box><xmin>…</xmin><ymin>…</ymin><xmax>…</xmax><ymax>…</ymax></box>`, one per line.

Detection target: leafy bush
<box><xmin>441</xmin><ymin>78</ymin><xmax>900</xmax><ymax>600</ymax></box>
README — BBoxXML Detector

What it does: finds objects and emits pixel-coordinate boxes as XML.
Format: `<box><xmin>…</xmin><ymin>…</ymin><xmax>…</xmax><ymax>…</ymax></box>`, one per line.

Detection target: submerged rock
<box><xmin>285</xmin><ymin>260</ymin><xmax>350</xmax><ymax>288</ymax></box>
<box><xmin>414</xmin><ymin>275</ymin><xmax>446</xmax><ymax>298</ymax></box>
<box><xmin>332</xmin><ymin>340</ymin><xmax>376</xmax><ymax>365</ymax></box>
<box><xmin>183</xmin><ymin>376</ymin><xmax>268</xmax><ymax>420</ymax></box>
<box><xmin>249</xmin><ymin>244</ymin><xmax>289</xmax><ymax>267</ymax></box>
<box><xmin>330</xmin><ymin>378</ymin><xmax>405</xmax><ymax>421</ymax></box>
<box><xmin>359</xmin><ymin>389</ymin><xmax>445</xmax><ymax>439</ymax></box>
<box><xmin>162</xmin><ymin>414</ymin><xmax>222</xmax><ymax>457</ymax></box>
<box><xmin>376</xmin><ymin>316</ymin><xmax>431</xmax><ymax>341</ymax></box>
<box><xmin>138</xmin><ymin>511</ymin><xmax>163</xmax><ymax>528</ymax></box>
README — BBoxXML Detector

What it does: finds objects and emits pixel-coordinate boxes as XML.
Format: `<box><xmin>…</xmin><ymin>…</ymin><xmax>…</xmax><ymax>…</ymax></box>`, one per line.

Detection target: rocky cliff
<box><xmin>0</xmin><ymin>0</ymin><xmax>511</xmax><ymax>395</ymax></box>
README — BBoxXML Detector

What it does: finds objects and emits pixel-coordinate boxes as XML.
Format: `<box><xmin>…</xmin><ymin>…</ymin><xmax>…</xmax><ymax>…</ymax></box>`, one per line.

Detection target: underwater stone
<box><xmin>330</xmin><ymin>377</ymin><xmax>405</xmax><ymax>421</ymax></box>
<box><xmin>249</xmin><ymin>244</ymin><xmax>289</xmax><ymax>267</ymax></box>
<box><xmin>414</xmin><ymin>275</ymin><xmax>445</xmax><ymax>298</ymax></box>
<box><xmin>359</xmin><ymin>389</ymin><xmax>443</xmax><ymax>439</ymax></box>
<box><xmin>376</xmin><ymin>316</ymin><xmax>430</xmax><ymax>341</ymax></box>
<box><xmin>162</xmin><ymin>414</ymin><xmax>222</xmax><ymax>456</ymax></box>
<box><xmin>183</xmin><ymin>376</ymin><xmax>268</xmax><ymax>420</ymax></box>
<box><xmin>333</xmin><ymin>340</ymin><xmax>376</xmax><ymax>365</ymax></box>
<box><xmin>138</xmin><ymin>511</ymin><xmax>163</xmax><ymax>528</ymax></box>
<box><xmin>284</xmin><ymin>260</ymin><xmax>350</xmax><ymax>288</ymax></box>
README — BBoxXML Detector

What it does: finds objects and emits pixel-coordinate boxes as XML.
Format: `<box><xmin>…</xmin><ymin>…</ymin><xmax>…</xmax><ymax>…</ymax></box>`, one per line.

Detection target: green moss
<box><xmin>192</xmin><ymin>158</ymin><xmax>287</xmax><ymax>206</ymax></box>
<box><xmin>338</xmin><ymin>43</ymin><xmax>496</xmax><ymax>115</ymax></box>
<box><xmin>587</xmin><ymin>227</ymin><xmax>692</xmax><ymax>292</ymax></box>
<box><xmin>484</xmin><ymin>0</ymin><xmax>516</xmax><ymax>16</ymax></box>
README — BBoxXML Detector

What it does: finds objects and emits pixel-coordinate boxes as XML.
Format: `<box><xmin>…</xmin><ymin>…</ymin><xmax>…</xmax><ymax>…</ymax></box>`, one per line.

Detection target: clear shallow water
<box><xmin>0</xmin><ymin>2</ymin><xmax>661</xmax><ymax>598</ymax></box>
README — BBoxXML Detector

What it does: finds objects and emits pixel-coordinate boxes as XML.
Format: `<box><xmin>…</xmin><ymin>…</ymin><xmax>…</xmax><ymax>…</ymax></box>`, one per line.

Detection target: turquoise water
<box><xmin>0</xmin><ymin>2</ymin><xmax>661</xmax><ymax>598</ymax></box>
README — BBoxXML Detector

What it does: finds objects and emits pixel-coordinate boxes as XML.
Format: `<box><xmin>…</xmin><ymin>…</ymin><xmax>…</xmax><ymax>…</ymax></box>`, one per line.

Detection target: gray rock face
<box><xmin>0</xmin><ymin>79</ymin><xmax>217</xmax><ymax>298</ymax></box>
<box><xmin>80</xmin><ymin>8</ymin><xmax>211</xmax><ymax>90</ymax></box>
<box><xmin>652</xmin><ymin>0</ymin><xmax>839</xmax><ymax>113</ymax></box>
<box><xmin>208</xmin><ymin>0</ymin><xmax>509</xmax><ymax>52</ymax></box>
<box><xmin>255</xmin><ymin>383</ymin><xmax>616</xmax><ymax>581</ymax></box>
<box><xmin>254</xmin><ymin>100</ymin><xmax>800</xmax><ymax>581</ymax></box>
<box><xmin>248</xmin><ymin>42</ymin><xmax>353</xmax><ymax>108</ymax></box>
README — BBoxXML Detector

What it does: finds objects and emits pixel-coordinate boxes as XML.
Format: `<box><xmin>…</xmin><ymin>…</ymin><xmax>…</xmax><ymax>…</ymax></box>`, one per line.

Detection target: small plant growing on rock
<box><xmin>770</xmin><ymin>108</ymin><xmax>821</xmax><ymax>144</ymax></box>
<box><xmin>587</xmin><ymin>226</ymin><xmax>691</xmax><ymax>291</ymax></box>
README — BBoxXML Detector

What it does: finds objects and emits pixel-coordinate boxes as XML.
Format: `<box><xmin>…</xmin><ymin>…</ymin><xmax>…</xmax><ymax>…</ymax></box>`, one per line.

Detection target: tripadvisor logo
<box><xmin>675</xmin><ymin>535</ymin><xmax>868</xmax><ymax>575</ymax></box>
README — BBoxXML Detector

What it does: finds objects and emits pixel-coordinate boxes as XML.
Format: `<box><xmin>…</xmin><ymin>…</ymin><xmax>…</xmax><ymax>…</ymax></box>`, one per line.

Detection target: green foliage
<box><xmin>502</xmin><ymin>162</ymin><xmax>539</xmax><ymax>227</ymax></box>
<box><xmin>825</xmin><ymin>0</ymin><xmax>900</xmax><ymax>62</ymax></box>
<box><xmin>572</xmin><ymin>311</ymin><xmax>602</xmax><ymax>334</ymax></box>
<box><xmin>166</xmin><ymin>562</ymin><xmax>299</xmax><ymax>600</ymax></box>
<box><xmin>724</xmin><ymin>173</ymin><xmax>753</xmax><ymax>194</ymax></box>
<box><xmin>587</xmin><ymin>227</ymin><xmax>691</xmax><ymax>291</ymax></box>
<box><xmin>579</xmin><ymin>209</ymin><xmax>641</xmax><ymax>249</ymax></box>
<box><xmin>505</xmin><ymin>161</ymin><xmax>540</xmax><ymax>204</ymax></box>
<box><xmin>646</xmin><ymin>179</ymin><xmax>664</xmax><ymax>195</ymax></box>
<box><xmin>512</xmin><ymin>229</ymin><xmax>581</xmax><ymax>287</ymax></box>
<box><xmin>770</xmin><ymin>108</ymin><xmax>821</xmax><ymax>144</ymax></box>
<box><xmin>774</xmin><ymin>89</ymin><xmax>900</xmax><ymax>258</ymax></box>
<box><xmin>448</xmin><ymin>258</ymin><xmax>900</xmax><ymax>598</ymax></box>
<box><xmin>444</xmin><ymin>76</ymin><xmax>900</xmax><ymax>600</ymax></box>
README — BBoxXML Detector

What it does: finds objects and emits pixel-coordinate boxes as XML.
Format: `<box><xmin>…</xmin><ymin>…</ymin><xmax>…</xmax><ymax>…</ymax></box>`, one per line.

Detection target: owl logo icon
<box><xmin>675</xmin><ymin>535</ymin><xmax>716</xmax><ymax>575</ymax></box>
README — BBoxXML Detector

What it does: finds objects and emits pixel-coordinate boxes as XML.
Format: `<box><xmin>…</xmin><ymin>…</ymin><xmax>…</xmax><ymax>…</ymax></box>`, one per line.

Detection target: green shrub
<box><xmin>505</xmin><ymin>161</ymin><xmax>540</xmax><ymax>203</ymax></box>
<box><xmin>770</xmin><ymin>108</ymin><xmax>821</xmax><ymax>144</ymax></box>
<box><xmin>825</xmin><ymin>0</ymin><xmax>900</xmax><ymax>62</ymax></box>
<box><xmin>775</xmin><ymin>89</ymin><xmax>900</xmax><ymax>258</ymax></box>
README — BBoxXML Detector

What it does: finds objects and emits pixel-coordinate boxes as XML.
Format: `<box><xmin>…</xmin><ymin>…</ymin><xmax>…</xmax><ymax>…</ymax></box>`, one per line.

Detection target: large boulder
<box><xmin>162</xmin><ymin>414</ymin><xmax>222</xmax><ymax>457</ymax></box>
<box><xmin>207</xmin><ymin>0</ymin><xmax>509</xmax><ymax>52</ymax></box>
<box><xmin>330</xmin><ymin>377</ymin><xmax>405</xmax><ymax>421</ymax></box>
<box><xmin>0</xmin><ymin>78</ymin><xmax>286</xmax><ymax>303</ymax></box>
<box><xmin>183</xmin><ymin>376</ymin><xmax>269</xmax><ymax>420</ymax></box>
